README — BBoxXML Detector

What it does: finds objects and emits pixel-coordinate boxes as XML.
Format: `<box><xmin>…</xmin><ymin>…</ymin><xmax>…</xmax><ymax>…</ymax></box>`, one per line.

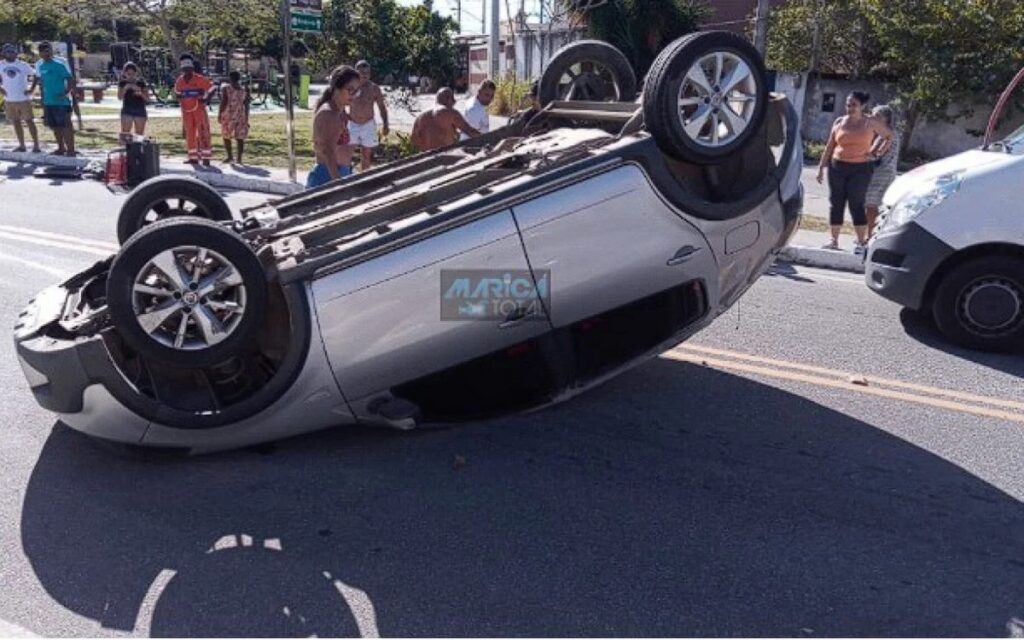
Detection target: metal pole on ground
<box><xmin>281</xmin><ymin>0</ymin><xmax>297</xmax><ymax>183</ymax></box>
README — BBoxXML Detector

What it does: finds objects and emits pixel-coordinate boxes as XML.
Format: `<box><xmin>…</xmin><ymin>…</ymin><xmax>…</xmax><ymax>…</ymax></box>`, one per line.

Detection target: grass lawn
<box><xmin>2</xmin><ymin>112</ymin><xmax>320</xmax><ymax>171</ymax></box>
<box><xmin>85</xmin><ymin>112</ymin><xmax>318</xmax><ymax>170</ymax></box>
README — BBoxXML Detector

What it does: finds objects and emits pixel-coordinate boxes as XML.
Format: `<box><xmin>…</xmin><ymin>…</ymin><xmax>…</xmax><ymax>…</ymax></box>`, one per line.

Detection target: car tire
<box><xmin>643</xmin><ymin>31</ymin><xmax>769</xmax><ymax>163</ymax></box>
<box><xmin>107</xmin><ymin>217</ymin><xmax>269</xmax><ymax>369</ymax></box>
<box><xmin>539</xmin><ymin>40</ymin><xmax>637</xmax><ymax>107</ymax></box>
<box><xmin>117</xmin><ymin>176</ymin><xmax>234</xmax><ymax>245</ymax></box>
<box><xmin>932</xmin><ymin>255</ymin><xmax>1024</xmax><ymax>352</ymax></box>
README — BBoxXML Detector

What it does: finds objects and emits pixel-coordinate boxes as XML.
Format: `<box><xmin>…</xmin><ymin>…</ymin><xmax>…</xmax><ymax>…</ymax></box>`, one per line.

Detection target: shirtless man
<box><xmin>410</xmin><ymin>88</ymin><xmax>480</xmax><ymax>153</ymax></box>
<box><xmin>348</xmin><ymin>60</ymin><xmax>389</xmax><ymax>172</ymax></box>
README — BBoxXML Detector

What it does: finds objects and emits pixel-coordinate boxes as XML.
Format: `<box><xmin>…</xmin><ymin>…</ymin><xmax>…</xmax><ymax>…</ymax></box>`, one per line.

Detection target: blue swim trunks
<box><xmin>306</xmin><ymin>163</ymin><xmax>353</xmax><ymax>189</ymax></box>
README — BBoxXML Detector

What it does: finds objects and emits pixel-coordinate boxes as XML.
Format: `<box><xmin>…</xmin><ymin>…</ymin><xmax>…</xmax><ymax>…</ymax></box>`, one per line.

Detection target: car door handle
<box><xmin>667</xmin><ymin>245</ymin><xmax>701</xmax><ymax>266</ymax></box>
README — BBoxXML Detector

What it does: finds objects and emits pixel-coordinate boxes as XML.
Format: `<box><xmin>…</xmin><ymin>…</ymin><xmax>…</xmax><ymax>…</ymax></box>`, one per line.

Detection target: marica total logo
<box><xmin>440</xmin><ymin>269</ymin><xmax>551</xmax><ymax>321</ymax></box>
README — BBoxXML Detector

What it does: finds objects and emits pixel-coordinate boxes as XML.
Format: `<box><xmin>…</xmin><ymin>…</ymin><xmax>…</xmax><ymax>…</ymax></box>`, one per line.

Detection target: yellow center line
<box><xmin>663</xmin><ymin>351</ymin><xmax>1024</xmax><ymax>424</ymax></box>
<box><xmin>674</xmin><ymin>343</ymin><xmax>1024</xmax><ymax>413</ymax></box>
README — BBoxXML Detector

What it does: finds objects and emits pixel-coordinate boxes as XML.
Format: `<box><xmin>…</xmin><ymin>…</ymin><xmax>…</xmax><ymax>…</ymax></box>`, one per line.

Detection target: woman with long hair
<box><xmin>865</xmin><ymin>104</ymin><xmax>901</xmax><ymax>238</ymax></box>
<box><xmin>816</xmin><ymin>91</ymin><xmax>894</xmax><ymax>254</ymax></box>
<box><xmin>307</xmin><ymin>65</ymin><xmax>361</xmax><ymax>188</ymax></box>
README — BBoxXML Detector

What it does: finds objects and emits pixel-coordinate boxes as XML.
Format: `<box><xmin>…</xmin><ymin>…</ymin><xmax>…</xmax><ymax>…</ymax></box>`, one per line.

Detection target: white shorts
<box><xmin>348</xmin><ymin>119</ymin><xmax>378</xmax><ymax>148</ymax></box>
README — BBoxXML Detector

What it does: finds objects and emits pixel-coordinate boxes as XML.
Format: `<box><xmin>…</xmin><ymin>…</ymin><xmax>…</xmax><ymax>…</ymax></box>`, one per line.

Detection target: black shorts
<box><xmin>121</xmin><ymin>108</ymin><xmax>148</xmax><ymax>120</ymax></box>
<box><xmin>43</xmin><ymin>105</ymin><xmax>73</xmax><ymax>130</ymax></box>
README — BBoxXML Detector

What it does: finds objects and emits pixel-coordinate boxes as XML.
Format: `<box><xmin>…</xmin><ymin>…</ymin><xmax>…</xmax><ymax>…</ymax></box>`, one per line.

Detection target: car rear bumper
<box><xmin>864</xmin><ymin>222</ymin><xmax>954</xmax><ymax>310</ymax></box>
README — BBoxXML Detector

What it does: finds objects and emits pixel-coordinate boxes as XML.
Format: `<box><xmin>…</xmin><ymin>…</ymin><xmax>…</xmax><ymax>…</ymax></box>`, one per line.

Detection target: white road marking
<box><xmin>0</xmin><ymin>618</ymin><xmax>37</xmax><ymax>637</ymax></box>
<box><xmin>333</xmin><ymin>578</ymin><xmax>380</xmax><ymax>638</ymax></box>
<box><xmin>133</xmin><ymin>568</ymin><xmax>177</xmax><ymax>636</ymax></box>
<box><xmin>0</xmin><ymin>231</ymin><xmax>112</xmax><ymax>257</ymax></box>
<box><xmin>0</xmin><ymin>224</ymin><xmax>118</xmax><ymax>251</ymax></box>
<box><xmin>0</xmin><ymin>252</ymin><xmax>70</xmax><ymax>279</ymax></box>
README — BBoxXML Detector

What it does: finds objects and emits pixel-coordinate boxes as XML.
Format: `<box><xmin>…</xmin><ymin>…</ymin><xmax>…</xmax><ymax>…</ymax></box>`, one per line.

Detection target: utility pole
<box><xmin>753</xmin><ymin>0</ymin><xmax>770</xmax><ymax>55</ymax></box>
<box><xmin>457</xmin><ymin>0</ymin><xmax>461</xmax><ymax>33</ymax></box>
<box><xmin>489</xmin><ymin>0</ymin><xmax>500</xmax><ymax>77</ymax></box>
<box><xmin>280</xmin><ymin>0</ymin><xmax>297</xmax><ymax>183</ymax></box>
<box><xmin>482</xmin><ymin>0</ymin><xmax>486</xmax><ymax>34</ymax></box>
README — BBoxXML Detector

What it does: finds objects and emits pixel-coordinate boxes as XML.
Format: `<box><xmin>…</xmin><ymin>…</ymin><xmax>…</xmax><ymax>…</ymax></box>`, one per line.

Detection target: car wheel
<box><xmin>932</xmin><ymin>256</ymin><xmax>1024</xmax><ymax>352</ymax></box>
<box><xmin>539</xmin><ymin>40</ymin><xmax>637</xmax><ymax>107</ymax></box>
<box><xmin>643</xmin><ymin>31</ymin><xmax>769</xmax><ymax>163</ymax></box>
<box><xmin>117</xmin><ymin>176</ymin><xmax>234</xmax><ymax>245</ymax></box>
<box><xmin>107</xmin><ymin>217</ymin><xmax>269</xmax><ymax>369</ymax></box>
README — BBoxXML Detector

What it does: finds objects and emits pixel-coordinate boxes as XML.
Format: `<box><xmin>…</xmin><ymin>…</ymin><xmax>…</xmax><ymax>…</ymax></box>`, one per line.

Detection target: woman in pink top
<box><xmin>816</xmin><ymin>91</ymin><xmax>893</xmax><ymax>253</ymax></box>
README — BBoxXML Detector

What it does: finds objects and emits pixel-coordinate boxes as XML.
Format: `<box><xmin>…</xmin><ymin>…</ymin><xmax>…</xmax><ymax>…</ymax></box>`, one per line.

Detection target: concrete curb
<box><xmin>778</xmin><ymin>245</ymin><xmax>866</xmax><ymax>274</ymax></box>
<box><xmin>0</xmin><ymin>149</ymin><xmax>303</xmax><ymax>196</ymax></box>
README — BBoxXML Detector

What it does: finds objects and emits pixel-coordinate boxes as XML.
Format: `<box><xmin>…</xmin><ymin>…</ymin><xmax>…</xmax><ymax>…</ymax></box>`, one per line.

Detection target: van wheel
<box><xmin>643</xmin><ymin>31</ymin><xmax>768</xmax><ymax>163</ymax></box>
<box><xmin>932</xmin><ymin>256</ymin><xmax>1024</xmax><ymax>352</ymax></box>
<box><xmin>107</xmin><ymin>217</ymin><xmax>268</xmax><ymax>369</ymax></box>
<box><xmin>539</xmin><ymin>40</ymin><xmax>637</xmax><ymax>107</ymax></box>
<box><xmin>117</xmin><ymin>176</ymin><xmax>234</xmax><ymax>245</ymax></box>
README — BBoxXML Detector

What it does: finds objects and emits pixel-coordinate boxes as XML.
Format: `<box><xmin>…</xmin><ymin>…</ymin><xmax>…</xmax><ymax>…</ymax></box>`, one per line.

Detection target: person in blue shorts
<box><xmin>30</xmin><ymin>42</ymin><xmax>75</xmax><ymax>156</ymax></box>
<box><xmin>307</xmin><ymin>66</ymin><xmax>360</xmax><ymax>189</ymax></box>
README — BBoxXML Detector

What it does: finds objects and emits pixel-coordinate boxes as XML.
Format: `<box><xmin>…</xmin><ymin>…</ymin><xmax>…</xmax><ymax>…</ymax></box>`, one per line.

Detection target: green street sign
<box><xmin>290</xmin><ymin>10</ymin><xmax>323</xmax><ymax>33</ymax></box>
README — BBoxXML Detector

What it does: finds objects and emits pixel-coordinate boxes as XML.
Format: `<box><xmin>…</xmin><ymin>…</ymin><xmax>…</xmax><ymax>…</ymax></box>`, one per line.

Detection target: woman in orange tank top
<box><xmin>816</xmin><ymin>91</ymin><xmax>893</xmax><ymax>252</ymax></box>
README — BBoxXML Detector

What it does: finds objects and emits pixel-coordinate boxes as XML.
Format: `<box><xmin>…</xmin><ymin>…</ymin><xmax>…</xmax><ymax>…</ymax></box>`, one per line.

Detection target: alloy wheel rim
<box><xmin>958</xmin><ymin>276</ymin><xmax>1023</xmax><ymax>337</ymax></box>
<box><xmin>677</xmin><ymin>51</ymin><xmax>758</xmax><ymax>148</ymax></box>
<box><xmin>131</xmin><ymin>245</ymin><xmax>247</xmax><ymax>350</ymax></box>
<box><xmin>557</xmin><ymin>61</ymin><xmax>622</xmax><ymax>102</ymax></box>
<box><xmin>141</xmin><ymin>197</ymin><xmax>207</xmax><ymax>226</ymax></box>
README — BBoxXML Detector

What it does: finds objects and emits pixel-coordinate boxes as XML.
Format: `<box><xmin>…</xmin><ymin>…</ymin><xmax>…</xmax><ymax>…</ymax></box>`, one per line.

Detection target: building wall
<box><xmin>774</xmin><ymin>72</ymin><xmax>1024</xmax><ymax>159</ymax></box>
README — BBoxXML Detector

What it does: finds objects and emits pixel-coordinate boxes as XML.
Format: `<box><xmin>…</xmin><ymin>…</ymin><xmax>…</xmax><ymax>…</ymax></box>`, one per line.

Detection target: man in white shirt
<box><xmin>460</xmin><ymin>79</ymin><xmax>495</xmax><ymax>141</ymax></box>
<box><xmin>0</xmin><ymin>43</ymin><xmax>40</xmax><ymax>152</ymax></box>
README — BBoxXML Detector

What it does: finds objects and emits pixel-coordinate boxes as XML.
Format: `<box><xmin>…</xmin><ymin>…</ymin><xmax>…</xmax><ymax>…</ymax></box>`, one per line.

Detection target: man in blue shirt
<box><xmin>29</xmin><ymin>42</ymin><xmax>75</xmax><ymax>155</ymax></box>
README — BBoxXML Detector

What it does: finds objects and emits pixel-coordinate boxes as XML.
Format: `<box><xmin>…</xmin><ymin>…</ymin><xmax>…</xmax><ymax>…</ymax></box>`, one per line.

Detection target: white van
<box><xmin>864</xmin><ymin>111</ymin><xmax>1024</xmax><ymax>352</ymax></box>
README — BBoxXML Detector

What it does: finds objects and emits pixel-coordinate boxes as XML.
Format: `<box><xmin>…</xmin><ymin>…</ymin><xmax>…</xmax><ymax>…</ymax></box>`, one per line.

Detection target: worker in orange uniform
<box><xmin>174</xmin><ymin>56</ymin><xmax>215</xmax><ymax>166</ymax></box>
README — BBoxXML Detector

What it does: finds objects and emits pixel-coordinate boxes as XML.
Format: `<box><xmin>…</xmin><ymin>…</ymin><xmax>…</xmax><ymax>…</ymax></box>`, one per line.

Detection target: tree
<box><xmin>404</xmin><ymin>0</ymin><xmax>459</xmax><ymax>84</ymax></box>
<box><xmin>312</xmin><ymin>0</ymin><xmax>406</xmax><ymax>77</ymax></box>
<box><xmin>765</xmin><ymin>0</ymin><xmax>879</xmax><ymax>78</ymax></box>
<box><xmin>312</xmin><ymin>0</ymin><xmax>459</xmax><ymax>84</ymax></box>
<box><xmin>0</xmin><ymin>0</ymin><xmax>91</xmax><ymax>46</ymax></box>
<box><xmin>861</xmin><ymin>0</ymin><xmax>1024</xmax><ymax>149</ymax></box>
<box><xmin>568</xmin><ymin>0</ymin><xmax>707</xmax><ymax>78</ymax></box>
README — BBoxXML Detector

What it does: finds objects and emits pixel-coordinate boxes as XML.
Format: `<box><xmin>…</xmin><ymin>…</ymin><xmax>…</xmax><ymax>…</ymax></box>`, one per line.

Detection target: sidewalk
<box><xmin>0</xmin><ymin>144</ymin><xmax>302</xmax><ymax>196</ymax></box>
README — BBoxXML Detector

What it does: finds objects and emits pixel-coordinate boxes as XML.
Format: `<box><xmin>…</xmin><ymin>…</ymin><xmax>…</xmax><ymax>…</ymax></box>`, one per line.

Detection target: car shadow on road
<box><xmin>899</xmin><ymin>307</ymin><xmax>1024</xmax><ymax>377</ymax></box>
<box><xmin>20</xmin><ymin>358</ymin><xmax>1024</xmax><ymax>637</ymax></box>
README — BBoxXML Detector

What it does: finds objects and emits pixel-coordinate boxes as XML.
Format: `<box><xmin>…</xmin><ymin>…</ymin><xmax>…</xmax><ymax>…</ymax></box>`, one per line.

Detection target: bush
<box><xmin>803</xmin><ymin>140</ymin><xmax>825</xmax><ymax>163</ymax></box>
<box><xmin>489</xmin><ymin>75</ymin><xmax>532</xmax><ymax>117</ymax></box>
<box><xmin>374</xmin><ymin>131</ymin><xmax>418</xmax><ymax>164</ymax></box>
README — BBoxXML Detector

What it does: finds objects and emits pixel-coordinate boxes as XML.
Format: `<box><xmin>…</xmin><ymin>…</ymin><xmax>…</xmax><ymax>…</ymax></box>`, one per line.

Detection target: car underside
<box><xmin>14</xmin><ymin>32</ymin><xmax>804</xmax><ymax>452</ymax></box>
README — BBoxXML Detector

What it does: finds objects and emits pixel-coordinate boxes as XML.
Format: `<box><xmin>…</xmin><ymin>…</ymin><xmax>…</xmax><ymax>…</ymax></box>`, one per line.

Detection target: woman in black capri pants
<box><xmin>816</xmin><ymin>91</ymin><xmax>893</xmax><ymax>254</ymax></box>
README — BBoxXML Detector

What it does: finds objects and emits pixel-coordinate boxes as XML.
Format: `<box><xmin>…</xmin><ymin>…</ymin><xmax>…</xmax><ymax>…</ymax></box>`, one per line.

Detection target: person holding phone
<box><xmin>118</xmin><ymin>62</ymin><xmax>151</xmax><ymax>139</ymax></box>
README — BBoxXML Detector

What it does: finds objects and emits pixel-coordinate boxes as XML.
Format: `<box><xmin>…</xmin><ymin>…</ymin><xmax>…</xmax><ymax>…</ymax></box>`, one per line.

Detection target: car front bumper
<box><xmin>864</xmin><ymin>221</ymin><xmax>954</xmax><ymax>310</ymax></box>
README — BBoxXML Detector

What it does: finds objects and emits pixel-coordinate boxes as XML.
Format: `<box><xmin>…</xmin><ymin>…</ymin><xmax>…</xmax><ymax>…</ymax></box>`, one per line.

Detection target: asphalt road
<box><xmin>1</xmin><ymin>162</ymin><xmax>1022</xmax><ymax>637</ymax></box>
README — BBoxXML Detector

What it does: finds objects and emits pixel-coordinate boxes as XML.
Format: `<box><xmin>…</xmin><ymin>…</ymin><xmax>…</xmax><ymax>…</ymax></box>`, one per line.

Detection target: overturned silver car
<box><xmin>15</xmin><ymin>32</ymin><xmax>803</xmax><ymax>452</ymax></box>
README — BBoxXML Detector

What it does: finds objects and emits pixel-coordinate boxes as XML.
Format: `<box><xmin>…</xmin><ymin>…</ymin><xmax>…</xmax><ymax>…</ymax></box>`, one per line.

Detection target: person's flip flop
<box><xmin>13</xmin><ymin>146</ymin><xmax>27</xmax><ymax>152</ymax></box>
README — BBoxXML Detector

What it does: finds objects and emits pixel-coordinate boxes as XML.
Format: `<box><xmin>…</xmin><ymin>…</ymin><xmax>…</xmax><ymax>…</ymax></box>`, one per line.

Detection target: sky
<box><xmin>396</xmin><ymin>0</ymin><xmax>548</xmax><ymax>34</ymax></box>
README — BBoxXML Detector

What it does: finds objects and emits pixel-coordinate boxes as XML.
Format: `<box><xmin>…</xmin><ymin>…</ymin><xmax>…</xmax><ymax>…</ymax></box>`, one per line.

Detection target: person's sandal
<box><xmin>13</xmin><ymin>146</ymin><xmax>27</xmax><ymax>153</ymax></box>
<box><xmin>822</xmin><ymin>239</ymin><xmax>840</xmax><ymax>251</ymax></box>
